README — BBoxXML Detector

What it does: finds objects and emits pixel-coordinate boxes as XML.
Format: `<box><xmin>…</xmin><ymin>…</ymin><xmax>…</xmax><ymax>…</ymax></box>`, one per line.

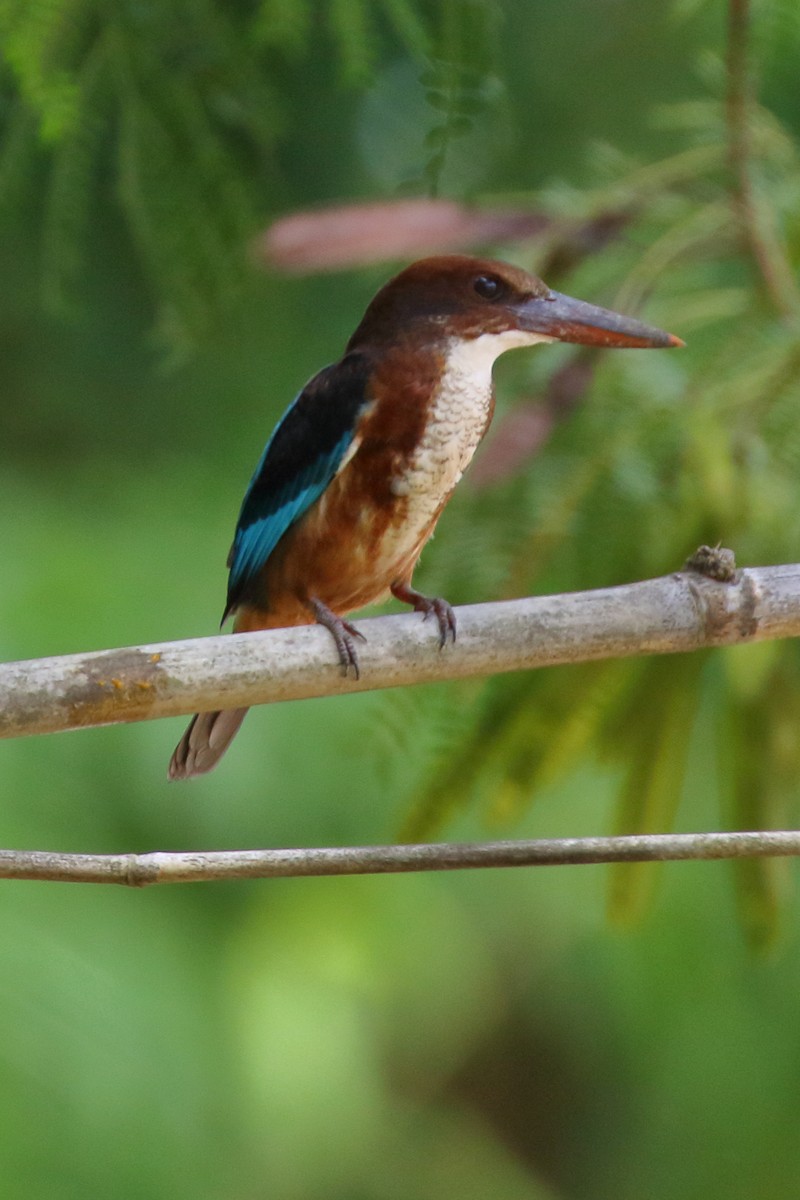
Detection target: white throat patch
<box><xmin>443</xmin><ymin>328</ymin><xmax>556</xmax><ymax>383</ymax></box>
<box><xmin>380</xmin><ymin>328</ymin><xmax>552</xmax><ymax>569</ymax></box>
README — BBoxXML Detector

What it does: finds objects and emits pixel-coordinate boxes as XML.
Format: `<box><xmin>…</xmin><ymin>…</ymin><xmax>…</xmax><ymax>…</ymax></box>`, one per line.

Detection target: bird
<box><xmin>168</xmin><ymin>254</ymin><xmax>682</xmax><ymax>778</ymax></box>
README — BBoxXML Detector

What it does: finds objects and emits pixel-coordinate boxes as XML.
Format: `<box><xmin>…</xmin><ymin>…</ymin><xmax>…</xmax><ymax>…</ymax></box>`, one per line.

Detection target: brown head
<box><xmin>346</xmin><ymin>254</ymin><xmax>683</xmax><ymax>353</ymax></box>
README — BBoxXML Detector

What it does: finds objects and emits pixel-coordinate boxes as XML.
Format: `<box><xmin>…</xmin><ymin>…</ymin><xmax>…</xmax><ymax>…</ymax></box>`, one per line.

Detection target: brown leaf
<box><xmin>256</xmin><ymin>198</ymin><xmax>549</xmax><ymax>274</ymax></box>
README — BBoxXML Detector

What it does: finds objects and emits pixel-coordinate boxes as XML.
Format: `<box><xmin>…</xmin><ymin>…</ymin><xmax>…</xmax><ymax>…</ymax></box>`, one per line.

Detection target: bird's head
<box><xmin>346</xmin><ymin>254</ymin><xmax>683</xmax><ymax>357</ymax></box>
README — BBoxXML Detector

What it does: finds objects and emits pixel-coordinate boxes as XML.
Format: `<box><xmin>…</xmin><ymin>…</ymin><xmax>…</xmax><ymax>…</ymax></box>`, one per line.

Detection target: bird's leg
<box><xmin>309</xmin><ymin>596</ymin><xmax>366</xmax><ymax>679</ymax></box>
<box><xmin>391</xmin><ymin>580</ymin><xmax>457</xmax><ymax>647</ymax></box>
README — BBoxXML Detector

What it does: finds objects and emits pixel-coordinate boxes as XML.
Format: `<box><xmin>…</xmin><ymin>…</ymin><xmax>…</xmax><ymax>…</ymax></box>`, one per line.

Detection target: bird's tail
<box><xmin>168</xmin><ymin>706</ymin><xmax>249</xmax><ymax>780</ymax></box>
<box><xmin>168</xmin><ymin>605</ymin><xmax>316</xmax><ymax>779</ymax></box>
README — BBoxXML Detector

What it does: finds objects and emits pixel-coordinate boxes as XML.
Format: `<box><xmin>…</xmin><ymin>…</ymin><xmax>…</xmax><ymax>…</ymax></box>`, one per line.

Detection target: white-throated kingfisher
<box><xmin>169</xmin><ymin>255</ymin><xmax>682</xmax><ymax>778</ymax></box>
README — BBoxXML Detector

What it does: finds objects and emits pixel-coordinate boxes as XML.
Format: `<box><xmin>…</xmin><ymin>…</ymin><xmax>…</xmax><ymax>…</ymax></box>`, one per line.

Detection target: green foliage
<box><xmin>417</xmin><ymin>0</ymin><xmax>501</xmax><ymax>194</ymax></box>
<box><xmin>0</xmin><ymin>0</ymin><xmax>282</xmax><ymax>347</ymax></box>
<box><xmin>0</xmin><ymin>0</ymin><xmax>521</xmax><ymax>347</ymax></box>
<box><xmin>372</xmin><ymin>63</ymin><xmax>800</xmax><ymax>943</ymax></box>
<box><xmin>0</xmin><ymin>0</ymin><xmax>437</xmax><ymax>349</ymax></box>
<box><xmin>0</xmin><ymin>0</ymin><xmax>85</xmax><ymax>141</ymax></box>
<box><xmin>254</xmin><ymin>0</ymin><xmax>432</xmax><ymax>75</ymax></box>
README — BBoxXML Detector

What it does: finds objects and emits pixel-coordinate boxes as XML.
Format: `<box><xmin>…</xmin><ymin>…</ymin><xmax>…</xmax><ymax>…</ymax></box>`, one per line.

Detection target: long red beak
<box><xmin>515</xmin><ymin>290</ymin><xmax>684</xmax><ymax>349</ymax></box>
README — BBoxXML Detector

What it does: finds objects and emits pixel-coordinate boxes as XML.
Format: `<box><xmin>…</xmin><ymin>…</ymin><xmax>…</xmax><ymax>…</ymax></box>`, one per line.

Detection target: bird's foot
<box><xmin>391</xmin><ymin>581</ymin><xmax>457</xmax><ymax>648</ymax></box>
<box><xmin>310</xmin><ymin>597</ymin><xmax>366</xmax><ymax>679</ymax></box>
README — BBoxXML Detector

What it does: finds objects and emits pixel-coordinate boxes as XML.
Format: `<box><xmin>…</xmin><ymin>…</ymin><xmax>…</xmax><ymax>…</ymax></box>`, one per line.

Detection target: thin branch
<box><xmin>726</xmin><ymin>0</ymin><xmax>800</xmax><ymax>320</ymax></box>
<box><xmin>3</xmin><ymin>556</ymin><xmax>800</xmax><ymax>740</ymax></box>
<box><xmin>1</xmin><ymin>830</ymin><xmax>800</xmax><ymax>887</ymax></box>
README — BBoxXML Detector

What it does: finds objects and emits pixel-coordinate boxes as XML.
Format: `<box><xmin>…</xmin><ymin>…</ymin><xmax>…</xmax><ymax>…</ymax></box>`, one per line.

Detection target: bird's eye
<box><xmin>473</xmin><ymin>274</ymin><xmax>503</xmax><ymax>301</ymax></box>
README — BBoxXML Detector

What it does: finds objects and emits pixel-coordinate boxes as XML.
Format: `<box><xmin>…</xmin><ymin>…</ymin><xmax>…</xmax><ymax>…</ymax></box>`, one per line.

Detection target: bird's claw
<box><xmin>310</xmin><ymin>597</ymin><xmax>366</xmax><ymax>679</ymax></box>
<box><xmin>420</xmin><ymin>597</ymin><xmax>457</xmax><ymax>648</ymax></box>
<box><xmin>391</xmin><ymin>582</ymin><xmax>457</xmax><ymax>648</ymax></box>
<box><xmin>336</xmin><ymin>618</ymin><xmax>366</xmax><ymax>679</ymax></box>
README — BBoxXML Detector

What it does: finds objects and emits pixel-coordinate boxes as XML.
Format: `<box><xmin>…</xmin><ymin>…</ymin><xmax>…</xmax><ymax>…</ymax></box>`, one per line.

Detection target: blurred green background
<box><xmin>4</xmin><ymin>1</ymin><xmax>800</xmax><ymax>1196</ymax></box>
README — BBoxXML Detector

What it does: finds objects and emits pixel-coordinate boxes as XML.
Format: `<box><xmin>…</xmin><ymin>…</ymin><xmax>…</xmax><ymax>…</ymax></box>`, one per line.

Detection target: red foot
<box><xmin>310</xmin><ymin>597</ymin><xmax>366</xmax><ymax>679</ymax></box>
<box><xmin>391</xmin><ymin>581</ymin><xmax>457</xmax><ymax>648</ymax></box>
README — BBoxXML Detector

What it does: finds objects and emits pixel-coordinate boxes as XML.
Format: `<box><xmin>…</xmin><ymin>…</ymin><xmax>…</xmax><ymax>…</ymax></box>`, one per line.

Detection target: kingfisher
<box><xmin>169</xmin><ymin>255</ymin><xmax>682</xmax><ymax>778</ymax></box>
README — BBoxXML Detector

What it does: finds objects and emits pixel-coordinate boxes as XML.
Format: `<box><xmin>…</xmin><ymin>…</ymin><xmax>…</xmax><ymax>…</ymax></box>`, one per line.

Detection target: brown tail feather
<box><xmin>168</xmin><ymin>707</ymin><xmax>249</xmax><ymax>779</ymax></box>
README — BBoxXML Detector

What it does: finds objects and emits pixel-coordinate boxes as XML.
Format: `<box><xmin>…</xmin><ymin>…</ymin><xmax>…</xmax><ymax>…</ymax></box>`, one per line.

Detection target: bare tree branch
<box><xmin>2</xmin><ymin>556</ymin><xmax>800</xmax><ymax>741</ymax></box>
<box><xmin>3</xmin><ymin>552</ymin><xmax>800</xmax><ymax>888</ymax></box>
<box><xmin>1</xmin><ymin>830</ymin><xmax>800</xmax><ymax>887</ymax></box>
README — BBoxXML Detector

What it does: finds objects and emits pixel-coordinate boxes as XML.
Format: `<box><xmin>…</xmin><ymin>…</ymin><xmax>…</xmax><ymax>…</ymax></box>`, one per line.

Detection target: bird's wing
<box><xmin>224</xmin><ymin>352</ymin><xmax>372</xmax><ymax>618</ymax></box>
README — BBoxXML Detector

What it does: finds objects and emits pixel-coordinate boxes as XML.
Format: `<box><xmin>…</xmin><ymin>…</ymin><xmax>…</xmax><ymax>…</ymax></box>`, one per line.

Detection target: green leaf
<box><xmin>606</xmin><ymin>657</ymin><xmax>705</xmax><ymax>926</ymax></box>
